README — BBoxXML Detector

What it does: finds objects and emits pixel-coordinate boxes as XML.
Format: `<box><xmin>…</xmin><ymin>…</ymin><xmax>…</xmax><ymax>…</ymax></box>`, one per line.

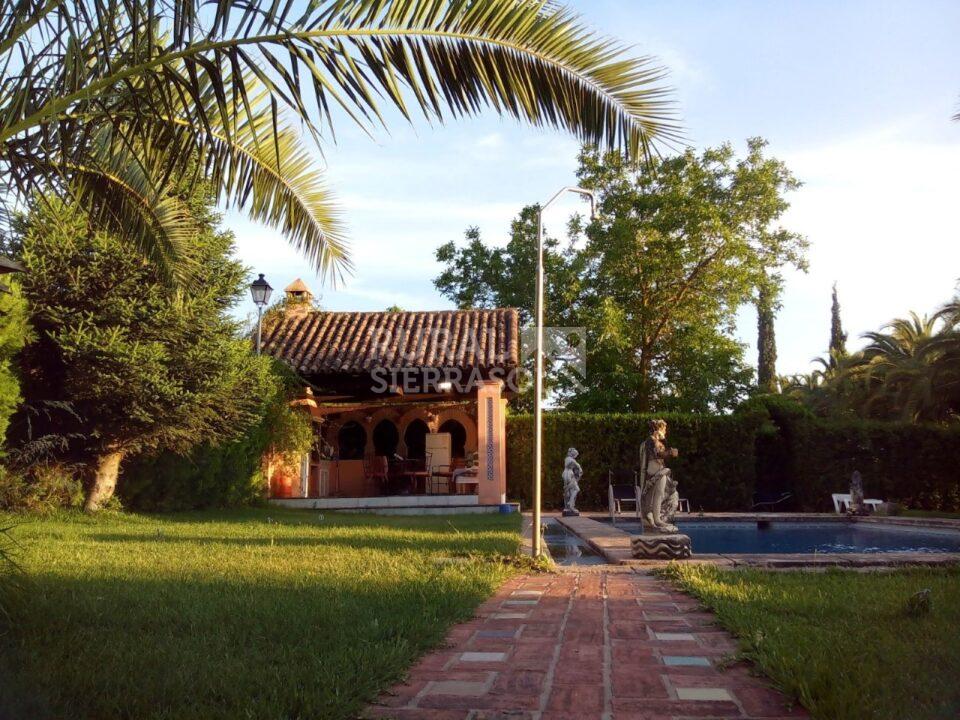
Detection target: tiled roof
<box><xmin>262</xmin><ymin>308</ymin><xmax>520</xmax><ymax>374</ymax></box>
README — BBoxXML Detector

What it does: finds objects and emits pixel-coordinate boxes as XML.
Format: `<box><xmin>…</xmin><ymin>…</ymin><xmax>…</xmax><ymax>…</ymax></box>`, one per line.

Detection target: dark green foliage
<box><xmin>507</xmin><ymin>398</ymin><xmax>960</xmax><ymax>513</ymax></box>
<box><xmin>756</xmin><ymin>283</ymin><xmax>778</xmax><ymax>393</ymax></box>
<box><xmin>830</xmin><ymin>283</ymin><xmax>848</xmax><ymax>364</ymax></box>
<box><xmin>506</xmin><ymin>412</ymin><xmax>761</xmax><ymax>511</ymax></box>
<box><xmin>119</xmin><ymin>359</ymin><xmax>311</xmax><ymax>511</ymax></box>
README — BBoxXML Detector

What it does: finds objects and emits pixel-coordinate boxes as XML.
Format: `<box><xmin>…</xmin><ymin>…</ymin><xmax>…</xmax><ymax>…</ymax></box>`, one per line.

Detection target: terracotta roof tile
<box><xmin>262</xmin><ymin>308</ymin><xmax>520</xmax><ymax>375</ymax></box>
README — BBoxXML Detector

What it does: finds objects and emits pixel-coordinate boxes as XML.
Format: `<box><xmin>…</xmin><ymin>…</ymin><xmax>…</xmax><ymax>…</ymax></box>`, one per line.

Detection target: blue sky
<box><xmin>227</xmin><ymin>0</ymin><xmax>960</xmax><ymax>376</ymax></box>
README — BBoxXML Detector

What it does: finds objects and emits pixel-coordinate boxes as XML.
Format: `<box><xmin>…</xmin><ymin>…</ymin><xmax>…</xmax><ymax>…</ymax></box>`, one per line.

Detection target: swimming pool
<box><xmin>543</xmin><ymin>520</ymin><xmax>606</xmax><ymax>565</ymax></box>
<box><xmin>608</xmin><ymin>520</ymin><xmax>960</xmax><ymax>554</ymax></box>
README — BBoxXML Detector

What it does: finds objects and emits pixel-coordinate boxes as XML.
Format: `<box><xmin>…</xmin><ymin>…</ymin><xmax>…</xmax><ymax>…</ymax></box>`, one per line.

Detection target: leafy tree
<box><xmin>434</xmin><ymin>206</ymin><xmax>585</xmax><ymax>410</ymax></box>
<box><xmin>15</xmin><ymin>185</ymin><xmax>270</xmax><ymax>511</ymax></box>
<box><xmin>829</xmin><ymin>283</ymin><xmax>848</xmax><ymax>364</ymax></box>
<box><xmin>0</xmin><ymin>0</ymin><xmax>678</xmax><ymax>275</ymax></box>
<box><xmin>434</xmin><ymin>139</ymin><xmax>807</xmax><ymax>413</ymax></box>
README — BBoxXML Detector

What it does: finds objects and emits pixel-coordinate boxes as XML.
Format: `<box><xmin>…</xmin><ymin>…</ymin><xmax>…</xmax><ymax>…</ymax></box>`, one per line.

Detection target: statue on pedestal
<box><xmin>562</xmin><ymin>447</ymin><xmax>582</xmax><ymax>517</ymax></box>
<box><xmin>638</xmin><ymin>419</ymin><xmax>680</xmax><ymax>533</ymax></box>
<box><xmin>848</xmin><ymin>470</ymin><xmax>867</xmax><ymax>516</ymax></box>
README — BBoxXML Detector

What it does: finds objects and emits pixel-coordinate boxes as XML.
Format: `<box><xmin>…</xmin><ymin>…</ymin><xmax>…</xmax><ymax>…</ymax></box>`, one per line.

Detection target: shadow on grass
<box><xmin>82</xmin><ymin>529</ymin><xmax>516</xmax><ymax>555</ymax></box>
<box><xmin>0</xmin><ymin>561</ymin><xmax>505</xmax><ymax>720</ymax></box>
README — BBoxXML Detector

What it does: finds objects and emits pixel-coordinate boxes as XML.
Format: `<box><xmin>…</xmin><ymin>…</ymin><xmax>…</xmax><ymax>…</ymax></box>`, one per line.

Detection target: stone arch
<box><xmin>436</xmin><ymin>408</ymin><xmax>478</xmax><ymax>454</ymax></box>
<box><xmin>438</xmin><ymin>419</ymin><xmax>468</xmax><ymax>458</ymax></box>
<box><xmin>402</xmin><ymin>418</ymin><xmax>430</xmax><ymax>460</ymax></box>
<box><xmin>372</xmin><ymin>418</ymin><xmax>400</xmax><ymax>457</ymax></box>
<box><xmin>336</xmin><ymin>421</ymin><xmax>366</xmax><ymax>460</ymax></box>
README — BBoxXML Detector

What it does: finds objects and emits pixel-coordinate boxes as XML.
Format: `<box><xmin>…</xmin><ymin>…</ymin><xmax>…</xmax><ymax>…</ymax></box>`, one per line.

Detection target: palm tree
<box><xmin>0</xmin><ymin>0</ymin><xmax>679</xmax><ymax>280</ymax></box>
<box><xmin>859</xmin><ymin>312</ymin><xmax>958</xmax><ymax>423</ymax></box>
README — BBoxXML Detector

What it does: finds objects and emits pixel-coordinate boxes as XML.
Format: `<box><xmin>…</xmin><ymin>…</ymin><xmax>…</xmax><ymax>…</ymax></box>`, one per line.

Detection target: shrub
<box><xmin>0</xmin><ymin>463</ymin><xmax>83</xmax><ymax>513</ymax></box>
<box><xmin>118</xmin><ymin>359</ymin><xmax>312</xmax><ymax>511</ymax></box>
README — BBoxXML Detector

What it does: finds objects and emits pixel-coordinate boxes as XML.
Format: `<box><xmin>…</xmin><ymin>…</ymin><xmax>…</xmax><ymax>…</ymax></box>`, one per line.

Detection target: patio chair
<box><xmin>401</xmin><ymin>453</ymin><xmax>432</xmax><ymax>494</ymax></box>
<box><xmin>429</xmin><ymin>457</ymin><xmax>465</xmax><ymax>494</ymax></box>
<box><xmin>608</xmin><ymin>468</ymin><xmax>642</xmax><ymax>528</ymax></box>
<box><xmin>362</xmin><ymin>455</ymin><xmax>389</xmax><ymax>496</ymax></box>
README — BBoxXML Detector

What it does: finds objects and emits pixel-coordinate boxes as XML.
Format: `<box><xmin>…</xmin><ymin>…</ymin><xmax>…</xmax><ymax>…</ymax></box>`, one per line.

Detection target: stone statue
<box><xmin>562</xmin><ymin>447</ymin><xmax>582</xmax><ymax>517</ymax></box>
<box><xmin>638</xmin><ymin>419</ymin><xmax>680</xmax><ymax>533</ymax></box>
<box><xmin>849</xmin><ymin>470</ymin><xmax>866</xmax><ymax>516</ymax></box>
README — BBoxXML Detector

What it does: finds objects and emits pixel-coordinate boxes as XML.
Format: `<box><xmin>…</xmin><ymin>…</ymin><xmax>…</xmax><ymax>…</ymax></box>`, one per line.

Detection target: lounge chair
<box><xmin>832</xmin><ymin>493</ymin><xmax>884</xmax><ymax>514</ymax></box>
<box><xmin>752</xmin><ymin>491</ymin><xmax>793</xmax><ymax>511</ymax></box>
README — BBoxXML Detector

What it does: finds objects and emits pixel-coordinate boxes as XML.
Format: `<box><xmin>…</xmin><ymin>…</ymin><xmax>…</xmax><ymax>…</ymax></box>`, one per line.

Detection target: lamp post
<box><xmin>250</xmin><ymin>273</ymin><xmax>273</xmax><ymax>354</ymax></box>
<box><xmin>532</xmin><ymin>187</ymin><xmax>596</xmax><ymax>558</ymax></box>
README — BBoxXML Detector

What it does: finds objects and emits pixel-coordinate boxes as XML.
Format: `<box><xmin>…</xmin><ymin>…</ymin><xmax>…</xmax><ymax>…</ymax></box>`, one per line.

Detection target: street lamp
<box><xmin>531</xmin><ymin>187</ymin><xmax>596</xmax><ymax>558</ymax></box>
<box><xmin>250</xmin><ymin>273</ymin><xmax>273</xmax><ymax>354</ymax></box>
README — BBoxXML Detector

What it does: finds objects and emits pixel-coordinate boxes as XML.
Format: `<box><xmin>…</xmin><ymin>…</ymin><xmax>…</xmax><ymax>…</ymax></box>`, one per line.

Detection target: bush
<box><xmin>506</xmin><ymin>401</ymin><xmax>960</xmax><ymax>513</ymax></box>
<box><xmin>118</xmin><ymin>359</ymin><xmax>312</xmax><ymax>512</ymax></box>
<box><xmin>0</xmin><ymin>463</ymin><xmax>83</xmax><ymax>513</ymax></box>
<box><xmin>506</xmin><ymin>412</ymin><xmax>762</xmax><ymax>511</ymax></box>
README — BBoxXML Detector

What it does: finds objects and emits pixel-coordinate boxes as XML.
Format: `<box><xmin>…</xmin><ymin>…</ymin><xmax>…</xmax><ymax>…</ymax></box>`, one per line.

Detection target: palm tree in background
<box><xmin>858</xmin><ymin>312</ymin><xmax>957</xmax><ymax>423</ymax></box>
<box><xmin>0</xmin><ymin>0</ymin><xmax>679</xmax><ymax>281</ymax></box>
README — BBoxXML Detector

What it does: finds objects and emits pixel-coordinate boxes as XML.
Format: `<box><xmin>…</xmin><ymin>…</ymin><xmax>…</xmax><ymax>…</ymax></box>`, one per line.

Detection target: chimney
<box><xmin>283</xmin><ymin>278</ymin><xmax>314</xmax><ymax>318</ymax></box>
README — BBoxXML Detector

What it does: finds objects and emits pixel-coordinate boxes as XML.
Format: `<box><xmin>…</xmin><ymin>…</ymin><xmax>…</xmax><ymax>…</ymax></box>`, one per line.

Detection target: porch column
<box><xmin>476</xmin><ymin>379</ymin><xmax>507</xmax><ymax>505</ymax></box>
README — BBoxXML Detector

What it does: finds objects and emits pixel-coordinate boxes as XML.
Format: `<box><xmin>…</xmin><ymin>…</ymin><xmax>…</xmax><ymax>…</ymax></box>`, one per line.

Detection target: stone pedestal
<box><xmin>561</xmin><ymin>509</ymin><xmax>580</xmax><ymax>517</ymax></box>
<box><xmin>631</xmin><ymin>533</ymin><xmax>692</xmax><ymax>560</ymax></box>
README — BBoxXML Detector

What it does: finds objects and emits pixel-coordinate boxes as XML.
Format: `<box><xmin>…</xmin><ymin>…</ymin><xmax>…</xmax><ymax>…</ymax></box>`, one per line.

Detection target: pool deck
<box><xmin>553</xmin><ymin>513</ymin><xmax>960</xmax><ymax>569</ymax></box>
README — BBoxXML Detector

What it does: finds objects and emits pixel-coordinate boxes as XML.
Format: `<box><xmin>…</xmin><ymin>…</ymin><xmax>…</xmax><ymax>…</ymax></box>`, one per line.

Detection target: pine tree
<box><xmin>756</xmin><ymin>283</ymin><xmax>779</xmax><ymax>393</ymax></box>
<box><xmin>829</xmin><ymin>283</ymin><xmax>848</xmax><ymax>366</ymax></box>
<box><xmin>16</xmin><ymin>184</ymin><xmax>270</xmax><ymax>511</ymax></box>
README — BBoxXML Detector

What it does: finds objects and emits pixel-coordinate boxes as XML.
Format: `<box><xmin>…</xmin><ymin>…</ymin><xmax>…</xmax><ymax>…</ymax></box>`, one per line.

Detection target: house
<box><xmin>261</xmin><ymin>280</ymin><xmax>519</xmax><ymax>512</ymax></box>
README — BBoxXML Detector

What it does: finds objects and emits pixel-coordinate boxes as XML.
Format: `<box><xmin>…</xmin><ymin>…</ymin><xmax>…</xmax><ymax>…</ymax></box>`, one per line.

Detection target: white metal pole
<box><xmin>530</xmin><ymin>187</ymin><xmax>595</xmax><ymax>558</ymax></box>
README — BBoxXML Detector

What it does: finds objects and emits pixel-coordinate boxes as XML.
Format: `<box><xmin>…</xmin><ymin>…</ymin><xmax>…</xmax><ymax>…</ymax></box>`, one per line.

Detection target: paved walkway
<box><xmin>363</xmin><ymin>570</ymin><xmax>807</xmax><ymax>720</ymax></box>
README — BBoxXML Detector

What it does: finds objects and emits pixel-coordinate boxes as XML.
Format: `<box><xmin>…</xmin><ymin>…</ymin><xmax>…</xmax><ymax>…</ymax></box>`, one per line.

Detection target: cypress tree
<box><xmin>829</xmin><ymin>282</ymin><xmax>847</xmax><ymax>365</ymax></box>
<box><xmin>757</xmin><ymin>283</ymin><xmax>778</xmax><ymax>393</ymax></box>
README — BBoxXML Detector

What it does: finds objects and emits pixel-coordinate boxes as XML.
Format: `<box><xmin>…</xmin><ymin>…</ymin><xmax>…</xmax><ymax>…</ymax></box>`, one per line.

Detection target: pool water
<box><xmin>543</xmin><ymin>521</ymin><xmax>606</xmax><ymax>565</ymax></box>
<box><xmin>611</xmin><ymin>520</ymin><xmax>960</xmax><ymax>554</ymax></box>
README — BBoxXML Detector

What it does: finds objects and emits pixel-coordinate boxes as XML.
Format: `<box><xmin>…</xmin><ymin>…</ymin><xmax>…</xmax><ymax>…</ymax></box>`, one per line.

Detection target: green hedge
<box><xmin>118</xmin><ymin>434</ymin><xmax>268</xmax><ymax>512</ymax></box>
<box><xmin>506</xmin><ymin>412</ymin><xmax>761</xmax><ymax>512</ymax></box>
<box><xmin>506</xmin><ymin>401</ymin><xmax>960</xmax><ymax>513</ymax></box>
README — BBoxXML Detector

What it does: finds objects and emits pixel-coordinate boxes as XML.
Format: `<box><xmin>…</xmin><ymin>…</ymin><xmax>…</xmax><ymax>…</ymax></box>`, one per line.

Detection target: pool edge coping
<box><xmin>554</xmin><ymin>513</ymin><xmax>960</xmax><ymax>570</ymax></box>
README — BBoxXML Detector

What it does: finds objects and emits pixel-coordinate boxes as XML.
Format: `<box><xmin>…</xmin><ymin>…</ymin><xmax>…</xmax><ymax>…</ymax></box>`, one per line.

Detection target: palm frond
<box><xmin>0</xmin><ymin>0</ymin><xmax>679</xmax><ymax>276</ymax></box>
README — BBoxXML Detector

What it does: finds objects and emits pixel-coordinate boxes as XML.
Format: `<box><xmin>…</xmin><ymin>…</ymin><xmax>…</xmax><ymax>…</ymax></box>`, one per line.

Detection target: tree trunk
<box><xmin>84</xmin><ymin>449</ymin><xmax>124</xmax><ymax>513</ymax></box>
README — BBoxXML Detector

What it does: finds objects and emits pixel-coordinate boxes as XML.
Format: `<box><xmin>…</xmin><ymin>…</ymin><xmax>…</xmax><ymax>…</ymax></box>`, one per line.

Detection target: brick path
<box><xmin>363</xmin><ymin>570</ymin><xmax>807</xmax><ymax>720</ymax></box>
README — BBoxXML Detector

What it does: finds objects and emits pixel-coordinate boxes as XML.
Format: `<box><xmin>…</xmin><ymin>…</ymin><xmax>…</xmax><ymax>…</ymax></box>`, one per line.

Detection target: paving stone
<box><xmin>365</xmin><ymin>569</ymin><xmax>807</xmax><ymax>719</ymax></box>
<box><xmin>546</xmin><ymin>684</ymin><xmax>605</xmax><ymax>714</ymax></box>
<box><xmin>425</xmin><ymin>680</ymin><xmax>491</xmax><ymax>697</ymax></box>
<box><xmin>476</xmin><ymin>630</ymin><xmax>517</xmax><ymax>639</ymax></box>
<box><xmin>675</xmin><ymin>687</ymin><xmax>735</xmax><ymax>701</ymax></box>
<box><xmin>460</xmin><ymin>652</ymin><xmax>507</xmax><ymax>663</ymax></box>
<box><xmin>663</xmin><ymin>655</ymin><xmax>711</xmax><ymax>667</ymax></box>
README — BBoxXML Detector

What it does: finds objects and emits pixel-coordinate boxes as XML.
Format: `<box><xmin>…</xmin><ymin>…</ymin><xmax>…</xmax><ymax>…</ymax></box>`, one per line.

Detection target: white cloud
<box><xmin>736</xmin><ymin>119</ymin><xmax>960</xmax><ymax>375</ymax></box>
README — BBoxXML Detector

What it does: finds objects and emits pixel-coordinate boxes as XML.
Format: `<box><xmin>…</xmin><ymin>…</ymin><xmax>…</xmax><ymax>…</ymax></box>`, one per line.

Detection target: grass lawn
<box><xmin>663</xmin><ymin>564</ymin><xmax>960</xmax><ymax>720</ymax></box>
<box><xmin>0</xmin><ymin>507</ymin><xmax>522</xmax><ymax>720</ymax></box>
